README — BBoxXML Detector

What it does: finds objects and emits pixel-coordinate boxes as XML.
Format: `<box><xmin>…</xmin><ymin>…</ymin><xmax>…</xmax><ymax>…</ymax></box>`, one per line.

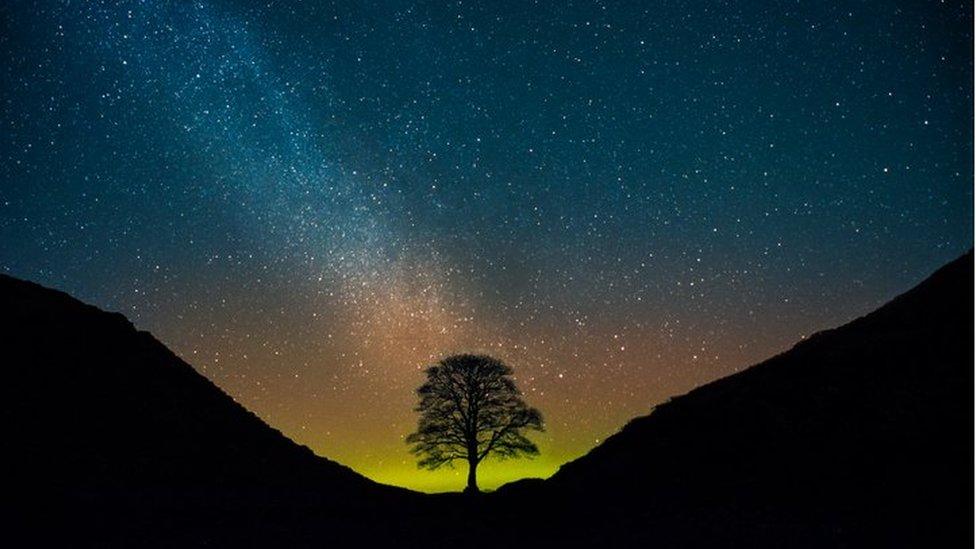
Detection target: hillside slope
<box><xmin>2</xmin><ymin>274</ymin><xmax>412</xmax><ymax>547</ymax></box>
<box><xmin>5</xmin><ymin>251</ymin><xmax>972</xmax><ymax>548</ymax></box>
<box><xmin>497</xmin><ymin>251</ymin><xmax>973</xmax><ymax>547</ymax></box>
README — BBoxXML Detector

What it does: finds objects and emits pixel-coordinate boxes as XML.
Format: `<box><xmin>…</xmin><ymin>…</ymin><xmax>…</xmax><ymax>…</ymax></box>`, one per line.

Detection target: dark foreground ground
<box><xmin>6</xmin><ymin>252</ymin><xmax>973</xmax><ymax>547</ymax></box>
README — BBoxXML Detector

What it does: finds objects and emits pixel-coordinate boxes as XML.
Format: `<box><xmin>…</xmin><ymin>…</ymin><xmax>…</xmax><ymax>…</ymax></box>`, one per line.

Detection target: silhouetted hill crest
<box><xmin>517</xmin><ymin>251</ymin><xmax>973</xmax><ymax>547</ymax></box>
<box><xmin>4</xmin><ymin>251</ymin><xmax>972</xmax><ymax>547</ymax></box>
<box><xmin>2</xmin><ymin>272</ymin><xmax>407</xmax><ymax>493</ymax></box>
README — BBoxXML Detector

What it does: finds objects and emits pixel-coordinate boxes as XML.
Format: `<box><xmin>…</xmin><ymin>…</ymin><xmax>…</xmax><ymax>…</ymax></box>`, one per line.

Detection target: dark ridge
<box><xmin>2</xmin><ymin>274</ymin><xmax>415</xmax><ymax>547</ymax></box>
<box><xmin>5</xmin><ymin>250</ymin><xmax>972</xmax><ymax>548</ymax></box>
<box><xmin>502</xmin><ymin>250</ymin><xmax>972</xmax><ymax>547</ymax></box>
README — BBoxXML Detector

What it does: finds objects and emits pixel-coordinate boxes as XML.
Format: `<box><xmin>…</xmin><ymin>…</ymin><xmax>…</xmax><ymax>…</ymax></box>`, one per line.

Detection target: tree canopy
<box><xmin>406</xmin><ymin>354</ymin><xmax>544</xmax><ymax>492</ymax></box>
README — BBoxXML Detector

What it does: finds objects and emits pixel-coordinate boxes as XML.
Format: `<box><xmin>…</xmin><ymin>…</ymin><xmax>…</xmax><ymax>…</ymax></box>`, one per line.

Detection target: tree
<box><xmin>406</xmin><ymin>354</ymin><xmax>544</xmax><ymax>493</ymax></box>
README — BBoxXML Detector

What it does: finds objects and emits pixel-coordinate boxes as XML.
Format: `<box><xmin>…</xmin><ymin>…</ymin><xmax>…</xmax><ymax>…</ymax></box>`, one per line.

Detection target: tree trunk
<box><xmin>465</xmin><ymin>459</ymin><xmax>479</xmax><ymax>493</ymax></box>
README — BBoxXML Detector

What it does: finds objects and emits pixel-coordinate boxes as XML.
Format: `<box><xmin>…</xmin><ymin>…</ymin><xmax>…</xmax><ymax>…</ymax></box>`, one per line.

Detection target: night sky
<box><xmin>1</xmin><ymin>1</ymin><xmax>972</xmax><ymax>492</ymax></box>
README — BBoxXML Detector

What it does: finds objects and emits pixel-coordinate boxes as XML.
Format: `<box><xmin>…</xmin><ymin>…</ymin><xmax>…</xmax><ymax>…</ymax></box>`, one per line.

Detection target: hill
<box><xmin>4</xmin><ymin>251</ymin><xmax>972</xmax><ymax>547</ymax></box>
<box><xmin>494</xmin><ymin>251</ymin><xmax>973</xmax><ymax>546</ymax></box>
<box><xmin>2</xmin><ymin>274</ymin><xmax>415</xmax><ymax>547</ymax></box>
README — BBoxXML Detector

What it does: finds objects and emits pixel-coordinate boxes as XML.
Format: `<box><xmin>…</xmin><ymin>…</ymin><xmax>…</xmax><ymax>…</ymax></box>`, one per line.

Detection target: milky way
<box><xmin>1</xmin><ymin>1</ymin><xmax>971</xmax><ymax>491</ymax></box>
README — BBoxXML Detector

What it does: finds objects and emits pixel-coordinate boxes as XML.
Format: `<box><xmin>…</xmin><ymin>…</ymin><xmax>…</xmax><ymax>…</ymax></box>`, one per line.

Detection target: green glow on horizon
<box><xmin>303</xmin><ymin>422</ymin><xmax>602</xmax><ymax>493</ymax></box>
<box><xmin>361</xmin><ymin>454</ymin><xmax>565</xmax><ymax>493</ymax></box>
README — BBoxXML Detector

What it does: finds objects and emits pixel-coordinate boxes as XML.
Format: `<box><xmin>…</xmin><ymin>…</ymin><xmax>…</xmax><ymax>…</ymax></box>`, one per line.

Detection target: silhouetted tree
<box><xmin>406</xmin><ymin>354</ymin><xmax>544</xmax><ymax>493</ymax></box>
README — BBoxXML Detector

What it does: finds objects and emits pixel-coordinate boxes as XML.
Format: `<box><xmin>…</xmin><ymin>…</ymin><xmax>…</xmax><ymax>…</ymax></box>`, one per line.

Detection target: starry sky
<box><xmin>1</xmin><ymin>0</ymin><xmax>972</xmax><ymax>492</ymax></box>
